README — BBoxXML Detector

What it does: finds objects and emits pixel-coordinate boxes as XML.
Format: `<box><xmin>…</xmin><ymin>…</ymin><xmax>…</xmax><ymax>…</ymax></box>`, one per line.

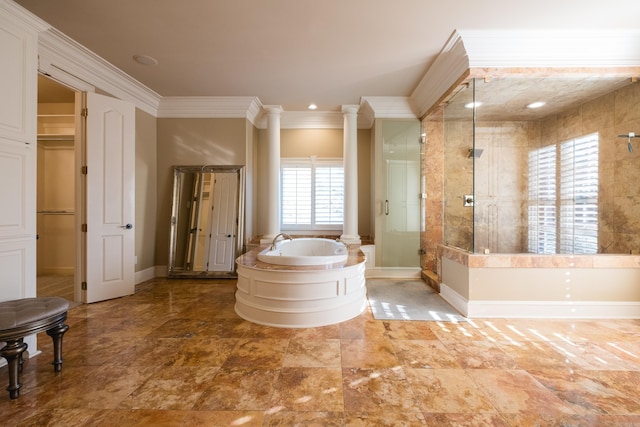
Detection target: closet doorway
<box><xmin>36</xmin><ymin>75</ymin><xmax>78</xmax><ymax>304</ymax></box>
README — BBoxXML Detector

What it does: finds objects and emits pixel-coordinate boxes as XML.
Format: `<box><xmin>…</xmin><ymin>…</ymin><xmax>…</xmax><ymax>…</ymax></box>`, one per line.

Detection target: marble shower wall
<box><xmin>421</xmin><ymin>108</ymin><xmax>444</xmax><ymax>272</ymax></box>
<box><xmin>473</xmin><ymin>122</ymin><xmax>529</xmax><ymax>253</ymax></box>
<box><xmin>442</xmin><ymin>119</ymin><xmax>474</xmax><ymax>251</ymax></box>
<box><xmin>438</xmin><ymin>80</ymin><xmax>640</xmax><ymax>255</ymax></box>
<box><xmin>536</xmin><ymin>81</ymin><xmax>640</xmax><ymax>254</ymax></box>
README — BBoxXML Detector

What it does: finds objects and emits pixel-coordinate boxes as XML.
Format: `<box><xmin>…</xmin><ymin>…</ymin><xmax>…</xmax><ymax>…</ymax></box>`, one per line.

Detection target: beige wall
<box><xmin>245</xmin><ymin>122</ymin><xmax>259</xmax><ymax>244</ymax></box>
<box><xmin>134</xmin><ymin>108</ymin><xmax>157</xmax><ymax>272</ymax></box>
<box><xmin>256</xmin><ymin>127</ymin><xmax>371</xmax><ymax>239</ymax></box>
<box><xmin>155</xmin><ymin>118</ymin><xmax>247</xmax><ymax>265</ymax></box>
<box><xmin>357</xmin><ymin>129</ymin><xmax>372</xmax><ymax>240</ymax></box>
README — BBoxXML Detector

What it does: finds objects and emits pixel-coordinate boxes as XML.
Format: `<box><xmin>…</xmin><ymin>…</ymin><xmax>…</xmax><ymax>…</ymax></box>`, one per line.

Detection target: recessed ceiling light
<box><xmin>307</xmin><ymin>103</ymin><xmax>318</xmax><ymax>110</ymax></box>
<box><xmin>464</xmin><ymin>101</ymin><xmax>483</xmax><ymax>109</ymax></box>
<box><xmin>527</xmin><ymin>101</ymin><xmax>546</xmax><ymax>109</ymax></box>
<box><xmin>133</xmin><ymin>54</ymin><xmax>158</xmax><ymax>66</ymax></box>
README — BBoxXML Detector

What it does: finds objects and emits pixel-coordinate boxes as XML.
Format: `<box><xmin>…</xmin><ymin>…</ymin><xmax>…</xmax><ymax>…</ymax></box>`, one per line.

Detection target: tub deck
<box><xmin>236</xmin><ymin>245</ymin><xmax>365</xmax><ymax>271</ymax></box>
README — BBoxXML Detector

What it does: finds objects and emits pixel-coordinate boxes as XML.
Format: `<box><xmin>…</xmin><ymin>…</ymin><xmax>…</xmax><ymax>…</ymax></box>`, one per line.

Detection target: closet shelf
<box><xmin>37</xmin><ymin>134</ymin><xmax>75</xmax><ymax>140</ymax></box>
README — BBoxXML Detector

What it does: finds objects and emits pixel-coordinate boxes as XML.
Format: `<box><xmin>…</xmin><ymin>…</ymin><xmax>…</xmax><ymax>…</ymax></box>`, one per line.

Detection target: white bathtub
<box><xmin>235</xmin><ymin>241</ymin><xmax>367</xmax><ymax>328</ymax></box>
<box><xmin>257</xmin><ymin>238</ymin><xmax>348</xmax><ymax>266</ymax></box>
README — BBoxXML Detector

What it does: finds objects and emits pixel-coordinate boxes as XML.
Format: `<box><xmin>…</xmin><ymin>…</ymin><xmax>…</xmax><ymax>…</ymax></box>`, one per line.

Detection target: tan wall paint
<box><xmin>134</xmin><ymin>108</ymin><xmax>157</xmax><ymax>272</ymax></box>
<box><xmin>281</xmin><ymin>128</ymin><xmax>343</xmax><ymax>158</ymax></box>
<box><xmin>357</xmin><ymin>129</ymin><xmax>372</xmax><ymax>240</ymax></box>
<box><xmin>441</xmin><ymin>257</ymin><xmax>470</xmax><ymax>299</ymax></box>
<box><xmin>155</xmin><ymin>118</ymin><xmax>246</xmax><ymax>265</ymax></box>
<box><xmin>245</xmin><ymin>122</ymin><xmax>258</xmax><ymax>243</ymax></box>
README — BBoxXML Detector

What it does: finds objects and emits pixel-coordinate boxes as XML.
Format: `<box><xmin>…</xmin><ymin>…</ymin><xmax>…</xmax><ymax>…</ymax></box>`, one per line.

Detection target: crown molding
<box><xmin>360</xmin><ymin>96</ymin><xmax>417</xmax><ymax>119</ymax></box>
<box><xmin>459</xmin><ymin>29</ymin><xmax>640</xmax><ymax>68</ymax></box>
<box><xmin>0</xmin><ymin>0</ymin><xmax>49</xmax><ymax>32</ymax></box>
<box><xmin>410</xmin><ymin>30</ymin><xmax>470</xmax><ymax>118</ymax></box>
<box><xmin>158</xmin><ymin>96</ymin><xmax>262</xmax><ymax>122</ymax></box>
<box><xmin>254</xmin><ymin>110</ymin><xmax>342</xmax><ymax>129</ymax></box>
<box><xmin>37</xmin><ymin>29</ymin><xmax>161</xmax><ymax>116</ymax></box>
<box><xmin>357</xmin><ymin>101</ymin><xmax>375</xmax><ymax>129</ymax></box>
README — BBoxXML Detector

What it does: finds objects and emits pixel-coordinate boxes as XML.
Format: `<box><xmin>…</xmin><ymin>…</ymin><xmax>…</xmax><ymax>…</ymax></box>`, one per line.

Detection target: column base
<box><xmin>339</xmin><ymin>234</ymin><xmax>361</xmax><ymax>246</ymax></box>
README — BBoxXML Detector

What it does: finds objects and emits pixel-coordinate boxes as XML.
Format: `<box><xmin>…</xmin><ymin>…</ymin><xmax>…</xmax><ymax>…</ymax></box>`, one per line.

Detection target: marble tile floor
<box><xmin>1</xmin><ymin>277</ymin><xmax>640</xmax><ymax>426</ymax></box>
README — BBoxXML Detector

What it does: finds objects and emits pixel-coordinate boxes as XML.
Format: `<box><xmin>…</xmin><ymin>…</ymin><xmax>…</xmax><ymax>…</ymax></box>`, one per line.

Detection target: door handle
<box><xmin>121</xmin><ymin>223</ymin><xmax>133</xmax><ymax>229</ymax></box>
<box><xmin>385</xmin><ymin>200</ymin><xmax>389</xmax><ymax>215</ymax></box>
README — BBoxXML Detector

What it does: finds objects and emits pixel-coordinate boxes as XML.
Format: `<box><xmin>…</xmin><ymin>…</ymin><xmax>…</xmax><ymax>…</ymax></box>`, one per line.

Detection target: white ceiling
<box><xmin>15</xmin><ymin>0</ymin><xmax>640</xmax><ymax>112</ymax></box>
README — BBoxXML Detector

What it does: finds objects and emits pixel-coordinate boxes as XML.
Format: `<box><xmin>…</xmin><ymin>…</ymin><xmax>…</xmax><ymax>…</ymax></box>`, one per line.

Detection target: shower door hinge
<box><xmin>81</xmin><ymin>166</ymin><xmax>88</xmax><ymax>174</ymax></box>
<box><xmin>81</xmin><ymin>282</ymin><xmax>87</xmax><ymax>290</ymax></box>
<box><xmin>81</xmin><ymin>223</ymin><xmax>87</xmax><ymax>232</ymax></box>
<box><xmin>81</xmin><ymin>108</ymin><xmax>88</xmax><ymax>117</ymax></box>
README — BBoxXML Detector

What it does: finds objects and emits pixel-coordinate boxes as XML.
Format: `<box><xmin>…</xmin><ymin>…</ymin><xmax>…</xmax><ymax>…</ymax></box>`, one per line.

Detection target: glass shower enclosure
<box><xmin>375</xmin><ymin>119</ymin><xmax>421</xmax><ymax>268</ymax></box>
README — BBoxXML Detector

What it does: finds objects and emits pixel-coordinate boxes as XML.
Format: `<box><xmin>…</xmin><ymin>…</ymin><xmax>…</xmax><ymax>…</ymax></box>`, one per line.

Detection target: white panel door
<box><xmin>0</xmin><ymin>16</ymin><xmax>37</xmax><ymax>143</ymax></box>
<box><xmin>207</xmin><ymin>173</ymin><xmax>238</xmax><ymax>271</ymax></box>
<box><xmin>0</xmin><ymin>138</ymin><xmax>36</xmax><ymax>301</ymax></box>
<box><xmin>85</xmin><ymin>93</ymin><xmax>135</xmax><ymax>303</ymax></box>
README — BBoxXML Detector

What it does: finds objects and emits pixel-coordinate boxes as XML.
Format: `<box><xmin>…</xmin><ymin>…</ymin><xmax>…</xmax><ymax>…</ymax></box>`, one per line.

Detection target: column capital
<box><xmin>342</xmin><ymin>105</ymin><xmax>359</xmax><ymax>115</ymax></box>
<box><xmin>263</xmin><ymin>105</ymin><xmax>283</xmax><ymax>115</ymax></box>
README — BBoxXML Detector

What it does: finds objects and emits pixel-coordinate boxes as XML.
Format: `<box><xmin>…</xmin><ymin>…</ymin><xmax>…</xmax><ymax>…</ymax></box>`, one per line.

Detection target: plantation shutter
<box><xmin>315</xmin><ymin>166</ymin><xmax>344</xmax><ymax>225</ymax></box>
<box><xmin>281</xmin><ymin>159</ymin><xmax>344</xmax><ymax>229</ymax></box>
<box><xmin>559</xmin><ymin>134</ymin><xmax>598</xmax><ymax>254</ymax></box>
<box><xmin>281</xmin><ymin>166</ymin><xmax>312</xmax><ymax>225</ymax></box>
<box><xmin>528</xmin><ymin>145</ymin><xmax>557</xmax><ymax>253</ymax></box>
<box><xmin>528</xmin><ymin>133</ymin><xmax>599</xmax><ymax>254</ymax></box>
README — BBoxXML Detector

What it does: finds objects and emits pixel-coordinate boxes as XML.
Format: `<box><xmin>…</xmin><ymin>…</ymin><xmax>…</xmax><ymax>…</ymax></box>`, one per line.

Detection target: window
<box><xmin>281</xmin><ymin>158</ymin><xmax>344</xmax><ymax>230</ymax></box>
<box><xmin>528</xmin><ymin>145</ymin><xmax>557</xmax><ymax>254</ymax></box>
<box><xmin>528</xmin><ymin>133</ymin><xmax>598</xmax><ymax>254</ymax></box>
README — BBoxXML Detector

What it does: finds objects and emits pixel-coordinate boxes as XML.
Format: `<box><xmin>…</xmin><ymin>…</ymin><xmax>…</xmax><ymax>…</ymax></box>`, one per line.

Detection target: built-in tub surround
<box><xmin>438</xmin><ymin>245</ymin><xmax>640</xmax><ymax>319</ymax></box>
<box><xmin>235</xmin><ymin>244</ymin><xmax>367</xmax><ymax>328</ymax></box>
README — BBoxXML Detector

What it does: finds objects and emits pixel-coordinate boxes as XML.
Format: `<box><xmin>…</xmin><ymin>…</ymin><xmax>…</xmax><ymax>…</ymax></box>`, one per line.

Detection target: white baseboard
<box><xmin>439</xmin><ymin>283</ymin><xmax>640</xmax><ymax>319</ymax></box>
<box><xmin>439</xmin><ymin>284</ymin><xmax>470</xmax><ymax>316</ymax></box>
<box><xmin>134</xmin><ymin>266</ymin><xmax>157</xmax><ymax>284</ymax></box>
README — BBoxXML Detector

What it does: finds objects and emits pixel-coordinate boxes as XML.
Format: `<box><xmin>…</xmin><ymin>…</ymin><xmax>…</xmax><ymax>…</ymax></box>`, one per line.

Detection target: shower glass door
<box><xmin>380</xmin><ymin>119</ymin><xmax>421</xmax><ymax>267</ymax></box>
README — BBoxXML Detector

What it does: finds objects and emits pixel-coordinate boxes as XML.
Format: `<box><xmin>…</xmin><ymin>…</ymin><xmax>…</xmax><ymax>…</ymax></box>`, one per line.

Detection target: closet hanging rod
<box><xmin>37</xmin><ymin>210</ymin><xmax>75</xmax><ymax>215</ymax></box>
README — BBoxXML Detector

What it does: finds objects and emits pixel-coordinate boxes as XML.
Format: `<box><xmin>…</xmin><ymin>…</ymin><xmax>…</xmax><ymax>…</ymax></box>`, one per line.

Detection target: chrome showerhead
<box><xmin>618</xmin><ymin>132</ymin><xmax>638</xmax><ymax>153</ymax></box>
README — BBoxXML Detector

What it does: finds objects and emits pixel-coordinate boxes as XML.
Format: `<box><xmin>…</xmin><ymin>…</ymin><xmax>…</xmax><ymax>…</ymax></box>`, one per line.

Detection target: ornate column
<box><xmin>340</xmin><ymin>105</ymin><xmax>361</xmax><ymax>245</ymax></box>
<box><xmin>261</xmin><ymin>106</ymin><xmax>283</xmax><ymax>244</ymax></box>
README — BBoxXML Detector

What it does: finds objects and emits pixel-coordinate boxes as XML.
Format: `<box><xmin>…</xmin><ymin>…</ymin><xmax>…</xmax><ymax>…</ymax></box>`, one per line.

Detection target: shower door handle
<box><xmin>385</xmin><ymin>200</ymin><xmax>389</xmax><ymax>215</ymax></box>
